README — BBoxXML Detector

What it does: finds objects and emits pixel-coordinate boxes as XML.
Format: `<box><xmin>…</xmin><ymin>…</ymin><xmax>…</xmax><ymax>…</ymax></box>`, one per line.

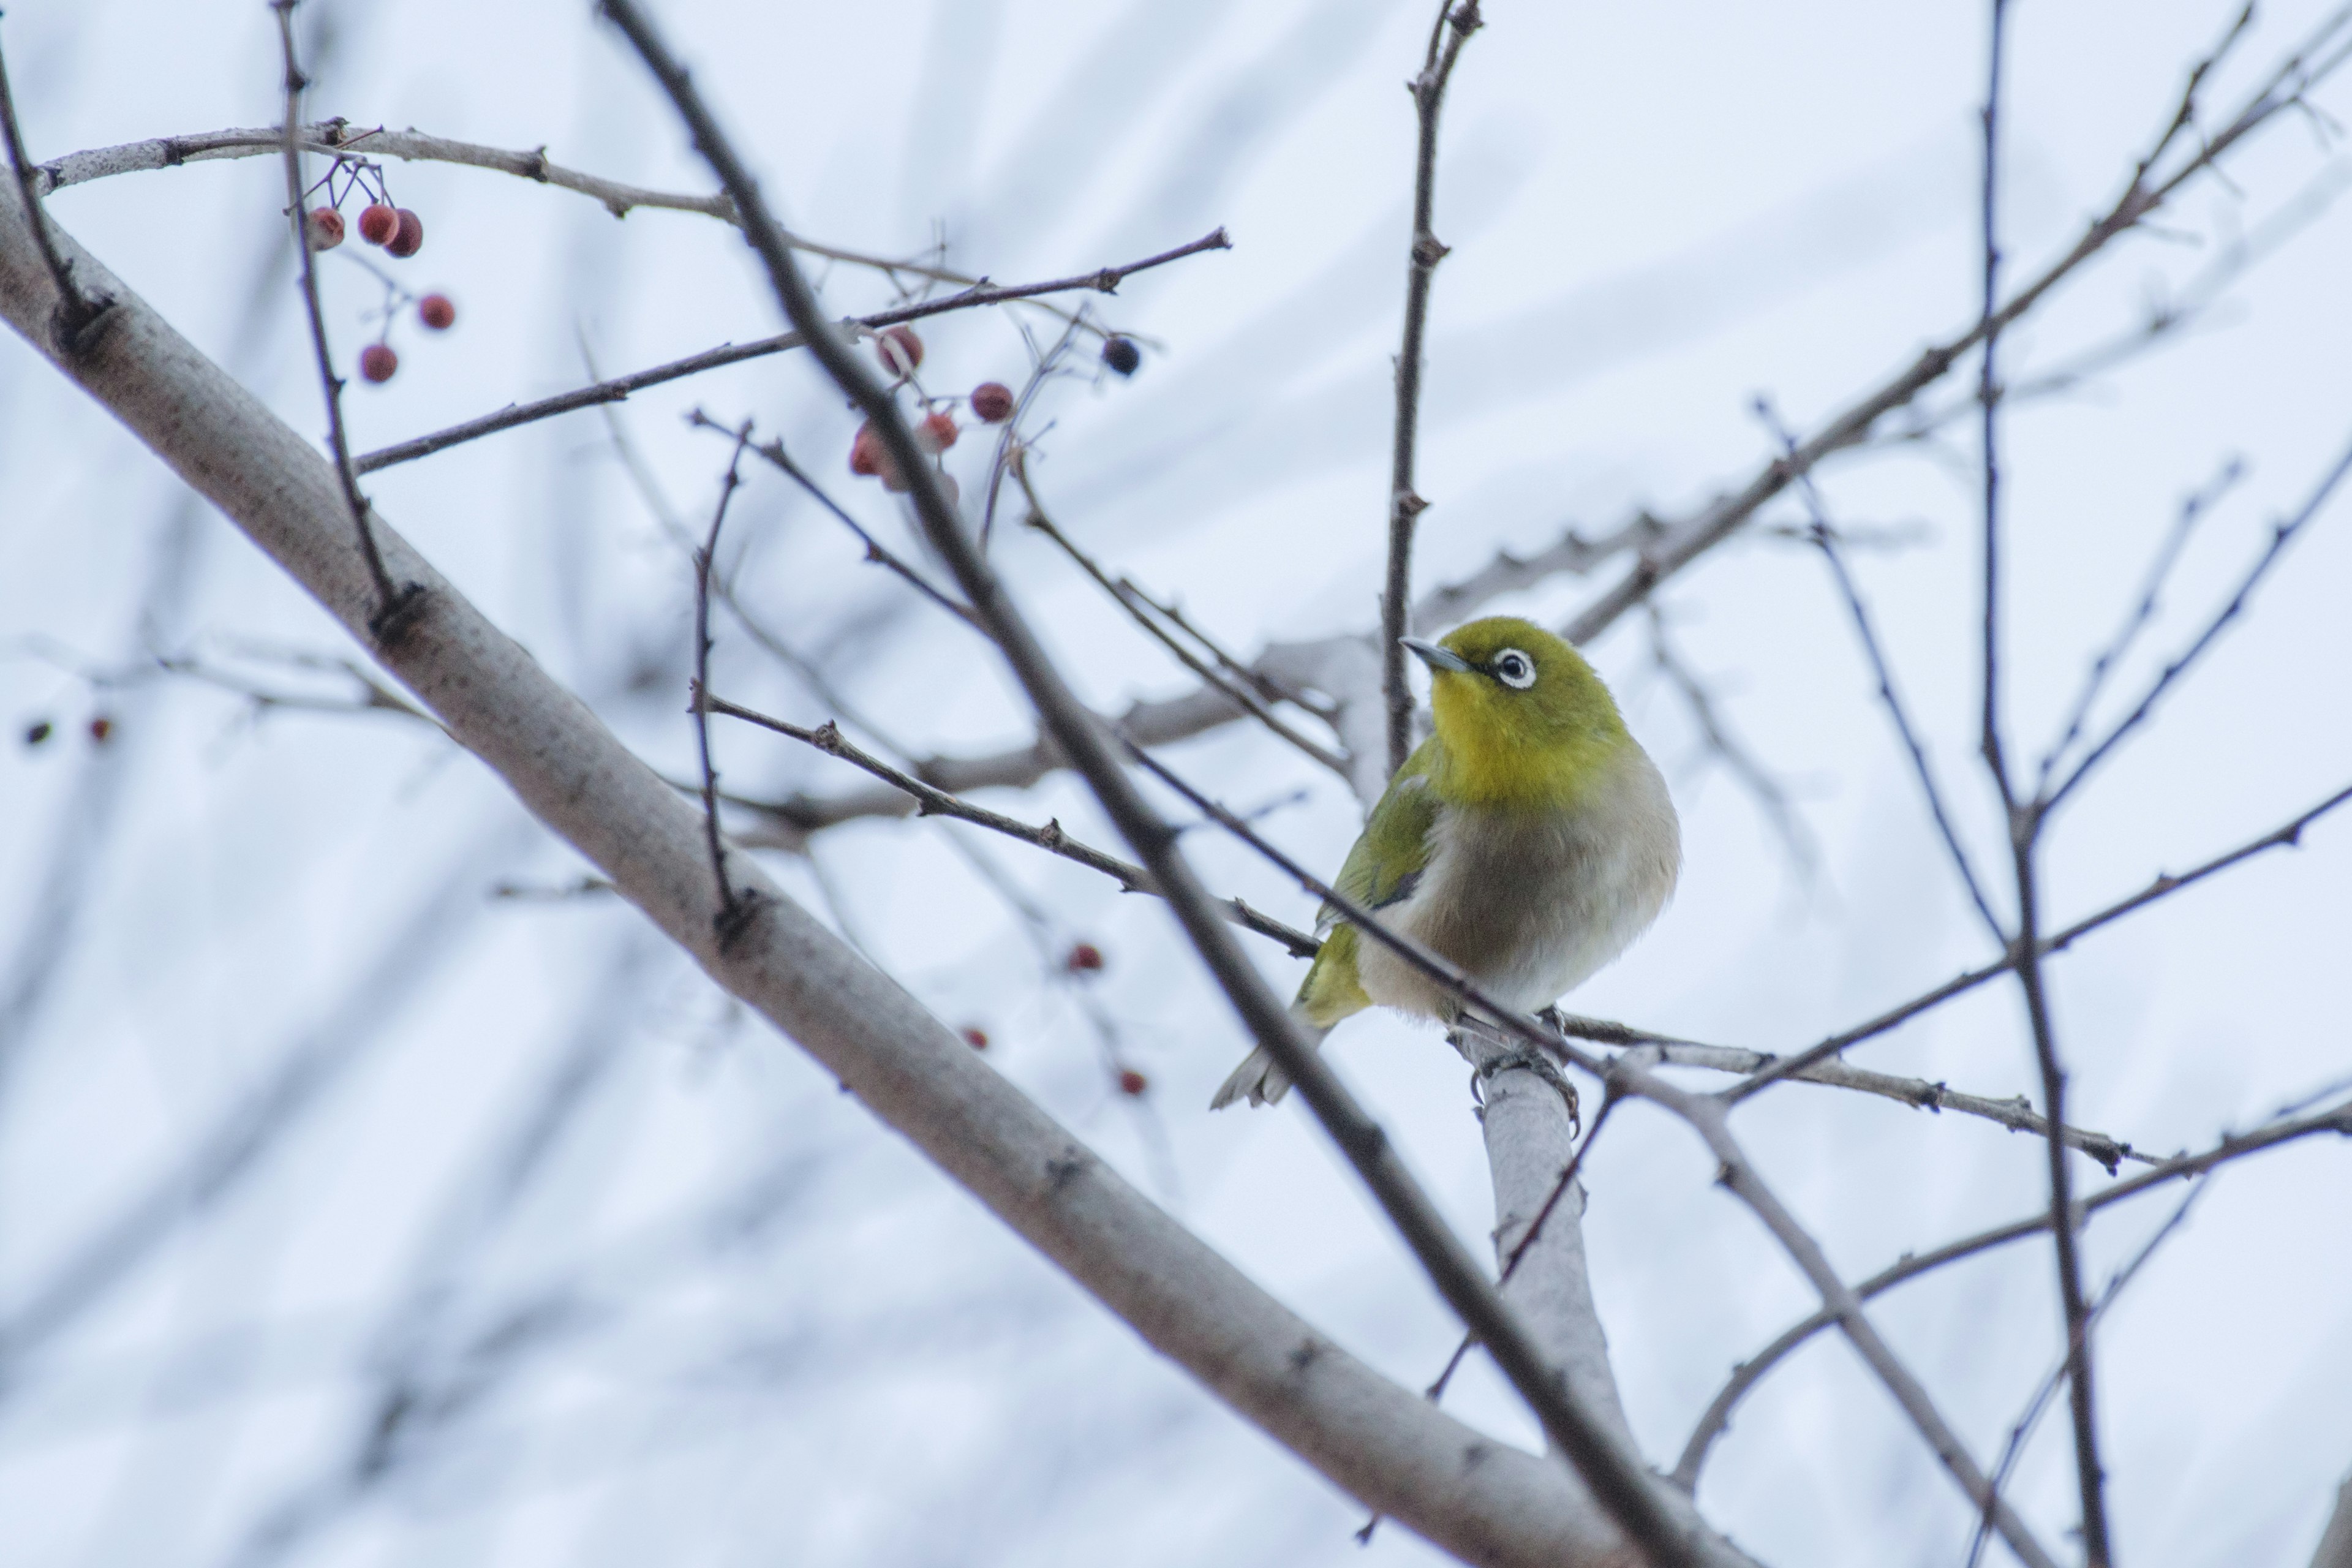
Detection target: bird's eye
<box><xmin>1491</xmin><ymin>649</ymin><xmax>1536</xmax><ymax>690</ymax></box>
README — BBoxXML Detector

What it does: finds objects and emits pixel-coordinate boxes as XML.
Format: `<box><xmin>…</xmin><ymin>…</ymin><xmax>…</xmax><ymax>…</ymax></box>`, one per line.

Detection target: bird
<box><xmin>1211</xmin><ymin>616</ymin><xmax>1679</xmax><ymax>1109</ymax></box>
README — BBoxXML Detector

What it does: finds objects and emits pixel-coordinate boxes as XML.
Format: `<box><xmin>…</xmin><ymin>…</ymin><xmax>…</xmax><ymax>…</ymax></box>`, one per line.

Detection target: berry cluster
<box><xmin>842</xmin><ymin>325</ymin><xmax>1018</xmax><ymax>497</ymax></box>
<box><xmin>842</xmin><ymin>325</ymin><xmax>1144</xmax><ymax>490</ymax></box>
<box><xmin>295</xmin><ymin>155</ymin><xmax>458</xmax><ymax>387</ymax></box>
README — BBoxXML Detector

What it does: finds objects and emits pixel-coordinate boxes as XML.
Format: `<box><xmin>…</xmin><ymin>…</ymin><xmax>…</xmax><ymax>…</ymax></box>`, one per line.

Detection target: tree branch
<box><xmin>1673</xmin><ymin>1090</ymin><xmax>2352</xmax><ymax>1489</ymax></box>
<box><xmin>2314</xmin><ymin>1471</ymin><xmax>2352</xmax><ymax>1568</ymax></box>
<box><xmin>704</xmin><ymin>698</ymin><xmax>1320</xmax><ymax>958</ymax></box>
<box><xmin>1728</xmin><ymin>777</ymin><xmax>2352</xmax><ymax>1101</ymax></box>
<box><xmin>1382</xmin><ymin>0</ymin><xmax>1483</xmax><ymax>776</ymax></box>
<box><xmin>272</xmin><ymin>0</ymin><xmax>408</xmax><ymax>627</ymax></box>
<box><xmin>352</xmin><ymin>227</ymin><xmax>1229</xmax><ymax>475</ymax></box>
<box><xmin>0</xmin><ymin>22</ymin><xmax>104</xmax><ymax>346</ymax></box>
<box><xmin>0</xmin><ymin>161</ymin><xmax>1697</xmax><ymax>1568</ymax></box>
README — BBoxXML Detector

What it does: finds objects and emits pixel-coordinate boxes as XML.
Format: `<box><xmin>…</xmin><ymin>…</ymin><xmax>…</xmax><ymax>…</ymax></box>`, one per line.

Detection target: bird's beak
<box><xmin>1401</xmin><ymin>636</ymin><xmax>1474</xmax><ymax>674</ymax></box>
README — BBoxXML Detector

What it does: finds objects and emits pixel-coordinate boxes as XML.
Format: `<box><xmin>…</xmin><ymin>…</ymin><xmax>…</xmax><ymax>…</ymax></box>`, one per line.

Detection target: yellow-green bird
<box><xmin>1212</xmin><ymin>616</ymin><xmax>1681</xmax><ymax>1109</ymax></box>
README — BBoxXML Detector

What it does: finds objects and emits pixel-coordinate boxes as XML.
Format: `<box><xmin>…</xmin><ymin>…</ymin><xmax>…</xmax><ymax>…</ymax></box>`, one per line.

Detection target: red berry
<box><xmin>876</xmin><ymin>325</ymin><xmax>924</xmax><ymax>378</ymax></box>
<box><xmin>849</xmin><ymin>420</ymin><xmax>894</xmax><ymax>481</ymax></box>
<box><xmin>358</xmin><ymin>343</ymin><xmax>399</xmax><ymax>383</ymax></box>
<box><xmin>1065</xmin><ymin>941</ymin><xmax>1105</xmax><ymax>974</ymax></box>
<box><xmin>23</xmin><ymin>720</ymin><xmax>51</xmax><ymax>747</ymax></box>
<box><xmin>970</xmin><ymin>382</ymin><xmax>1015</xmax><ymax>423</ymax></box>
<box><xmin>916</xmin><ymin>411</ymin><xmax>959</xmax><ymax>453</ymax></box>
<box><xmin>385</xmin><ymin>208</ymin><xmax>424</xmax><ymax>258</ymax></box>
<box><xmin>1101</xmin><ymin>336</ymin><xmax>1140</xmax><ymax>377</ymax></box>
<box><xmin>961</xmin><ymin>1026</ymin><xmax>990</xmax><ymax>1051</ymax></box>
<box><xmin>357</xmin><ymin>203</ymin><xmax>398</xmax><ymax>246</ymax></box>
<box><xmin>417</xmin><ymin>293</ymin><xmax>456</xmax><ymax>331</ymax></box>
<box><xmin>1117</xmin><ymin>1068</ymin><xmax>1148</xmax><ymax>1097</ymax></box>
<box><xmin>304</xmin><ymin>208</ymin><xmax>345</xmax><ymax>252</ymax></box>
<box><xmin>87</xmin><ymin>716</ymin><xmax>114</xmax><ymax>744</ymax></box>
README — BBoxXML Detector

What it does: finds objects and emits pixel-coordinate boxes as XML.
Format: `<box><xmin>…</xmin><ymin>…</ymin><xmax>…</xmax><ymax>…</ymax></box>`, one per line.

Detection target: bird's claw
<box><xmin>1469</xmin><ymin>1044</ymin><xmax>1581</xmax><ymax>1134</ymax></box>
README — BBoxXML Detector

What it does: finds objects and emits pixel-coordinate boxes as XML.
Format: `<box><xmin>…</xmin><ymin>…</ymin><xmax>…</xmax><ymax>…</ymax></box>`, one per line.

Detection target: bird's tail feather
<box><xmin>1208</xmin><ymin>1014</ymin><xmax>1333</xmax><ymax>1110</ymax></box>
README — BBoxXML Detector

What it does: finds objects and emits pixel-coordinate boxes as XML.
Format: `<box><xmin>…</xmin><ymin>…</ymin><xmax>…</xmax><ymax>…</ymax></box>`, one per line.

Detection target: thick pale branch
<box><xmin>0</xmin><ymin>167</ymin><xmax>1678</xmax><ymax>1568</ymax></box>
<box><xmin>2315</xmin><ymin>1472</ymin><xmax>2352</xmax><ymax>1568</ymax></box>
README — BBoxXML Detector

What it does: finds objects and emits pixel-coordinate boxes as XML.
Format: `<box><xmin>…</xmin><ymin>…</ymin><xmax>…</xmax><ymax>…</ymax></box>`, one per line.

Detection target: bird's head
<box><xmin>1403</xmin><ymin>617</ymin><xmax>1630</xmax><ymax>806</ymax></box>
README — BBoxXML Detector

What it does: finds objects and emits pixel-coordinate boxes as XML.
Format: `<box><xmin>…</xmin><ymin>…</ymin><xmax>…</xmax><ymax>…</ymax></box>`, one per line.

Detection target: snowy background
<box><xmin>2</xmin><ymin>1</ymin><xmax>2350</xmax><ymax>1564</ymax></box>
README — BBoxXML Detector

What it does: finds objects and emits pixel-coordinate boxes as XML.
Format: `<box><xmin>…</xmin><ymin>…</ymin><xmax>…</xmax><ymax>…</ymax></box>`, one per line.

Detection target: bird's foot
<box><xmin>1469</xmin><ymin>1044</ymin><xmax>1580</xmax><ymax>1134</ymax></box>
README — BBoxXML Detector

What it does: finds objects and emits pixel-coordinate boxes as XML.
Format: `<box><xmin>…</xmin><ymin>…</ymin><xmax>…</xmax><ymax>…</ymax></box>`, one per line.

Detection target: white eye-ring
<box><xmin>1491</xmin><ymin>649</ymin><xmax>1536</xmax><ymax>690</ymax></box>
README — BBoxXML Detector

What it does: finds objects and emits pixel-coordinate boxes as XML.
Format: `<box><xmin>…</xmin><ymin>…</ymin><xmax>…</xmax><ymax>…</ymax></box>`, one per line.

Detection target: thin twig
<box><xmin>1018</xmin><ymin>464</ymin><xmax>1351</xmax><ymax>778</ymax></box>
<box><xmin>687</xmin><ymin>412</ymin><xmax>980</xmax><ymax>630</ymax></box>
<box><xmin>1643</xmin><ymin>603</ymin><xmax>1818</xmax><ymax>878</ymax></box>
<box><xmin>1428</xmin><ymin>1095</ymin><xmax>1619</xmax><ymax>1401</ymax></box>
<box><xmin>1974</xmin><ymin>2</ymin><xmax>2109</xmax><ymax>1544</ymax></box>
<box><xmin>2035</xmin><ymin>455</ymin><xmax>2245</xmax><ymax>789</ymax></box>
<box><xmin>1757</xmin><ymin>396</ymin><xmax>1997</xmax><ymax>930</ymax></box>
<box><xmin>688</xmin><ymin>423</ymin><xmax>756</xmax><ymax>946</ymax></box>
<box><xmin>1660</xmin><ymin>1042</ymin><xmax>2150</xmax><ymax>1172</ymax></box>
<box><xmin>1672</xmin><ymin>1091</ymin><xmax>2352</xmax><ymax>1488</ymax></box>
<box><xmin>271</xmin><ymin>1</ymin><xmax>406</xmax><ymax>627</ymax></box>
<box><xmin>1382</xmin><ymin>0</ymin><xmax>1483</xmax><ymax>776</ymax></box>
<box><xmin>597</xmin><ymin>6</ymin><xmax>1725</xmax><ymax>1560</ymax></box>
<box><xmin>1964</xmin><ymin>1176</ymin><xmax>2211</xmax><ymax>1568</ymax></box>
<box><xmin>1560</xmin><ymin>2</ymin><xmax>2352</xmax><ymax>652</ymax></box>
<box><xmin>702</xmin><ymin>698</ymin><xmax>1319</xmax><ymax>958</ymax></box>
<box><xmin>2045</xmin><ymin>428</ymin><xmax>2352</xmax><ymax>812</ymax></box>
<box><xmin>0</xmin><ymin>23</ymin><xmax>103</xmax><ymax>344</ymax></box>
<box><xmin>1732</xmin><ymin>777</ymin><xmax>2352</xmax><ymax>1099</ymax></box>
<box><xmin>355</xmin><ymin>230</ymin><xmax>1226</xmax><ymax>475</ymax></box>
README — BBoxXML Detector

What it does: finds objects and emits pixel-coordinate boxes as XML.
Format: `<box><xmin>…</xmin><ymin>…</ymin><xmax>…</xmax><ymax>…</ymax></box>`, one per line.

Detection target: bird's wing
<box><xmin>1319</xmin><ymin>737</ymin><xmax>1442</xmax><ymax>937</ymax></box>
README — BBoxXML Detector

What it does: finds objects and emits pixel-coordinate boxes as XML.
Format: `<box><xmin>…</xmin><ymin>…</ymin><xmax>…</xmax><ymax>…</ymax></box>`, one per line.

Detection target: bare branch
<box><xmin>1643</xmin><ymin>603</ymin><xmax>1818</xmax><ymax>879</ymax></box>
<box><xmin>2036</xmin><ymin>454</ymin><xmax>2245</xmax><ymax>788</ymax></box>
<box><xmin>353</xmin><ymin>228</ymin><xmax>1228</xmax><ymax>475</ymax></box>
<box><xmin>706</xmin><ymin>698</ymin><xmax>1319</xmax><ymax>958</ymax></box>
<box><xmin>0</xmin><ymin>21</ymin><xmax>105</xmax><ymax>345</ymax></box>
<box><xmin>1019</xmin><ymin>464</ymin><xmax>1352</xmax><ymax>779</ymax></box>
<box><xmin>1756</xmin><ymin>397</ymin><xmax>1997</xmax><ymax>931</ymax></box>
<box><xmin>1383</xmin><ymin>0</ymin><xmax>1483</xmax><ymax>775</ymax></box>
<box><xmin>1966</xmin><ymin>1177</ymin><xmax>2210</xmax><ymax>1567</ymax></box>
<box><xmin>1729</xmin><ymin>777</ymin><xmax>2352</xmax><ymax>1101</ymax></box>
<box><xmin>2045</xmin><ymin>428</ymin><xmax>2352</xmax><ymax>812</ymax></box>
<box><xmin>695</xmin><ymin>413</ymin><xmax>981</xmax><ymax>630</ymax></box>
<box><xmin>1659</xmin><ymin>1042</ymin><xmax>2149</xmax><ymax>1172</ymax></box>
<box><xmin>1674</xmin><ymin>1091</ymin><xmax>2352</xmax><ymax>1489</ymax></box>
<box><xmin>271</xmin><ymin>1</ymin><xmax>413</xmax><ymax>635</ymax></box>
<box><xmin>1562</xmin><ymin>2</ymin><xmax>2352</xmax><ymax>652</ymax></box>
<box><xmin>687</xmin><ymin>423</ymin><xmax>757</xmax><ymax>944</ymax></box>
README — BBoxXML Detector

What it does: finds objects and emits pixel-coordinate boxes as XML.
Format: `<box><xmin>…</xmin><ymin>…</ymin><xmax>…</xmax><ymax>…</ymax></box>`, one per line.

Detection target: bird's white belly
<box><xmin>1354</xmin><ymin>748</ymin><xmax>1679</xmax><ymax>1020</ymax></box>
